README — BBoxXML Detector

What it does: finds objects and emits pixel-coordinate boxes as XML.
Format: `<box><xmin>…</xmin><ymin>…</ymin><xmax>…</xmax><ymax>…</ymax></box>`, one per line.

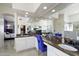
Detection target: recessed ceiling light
<box><xmin>43</xmin><ymin>6</ymin><xmax>47</xmax><ymax>10</ymax></box>
<box><xmin>52</xmin><ymin>9</ymin><xmax>55</xmax><ymax>12</ymax></box>
<box><xmin>25</xmin><ymin>12</ymin><xmax>29</xmax><ymax>14</ymax></box>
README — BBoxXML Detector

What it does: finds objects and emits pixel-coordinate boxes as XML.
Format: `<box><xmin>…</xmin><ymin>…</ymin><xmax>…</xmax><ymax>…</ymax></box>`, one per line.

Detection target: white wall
<box><xmin>63</xmin><ymin>3</ymin><xmax>79</xmax><ymax>23</ymax></box>
<box><xmin>51</xmin><ymin>4</ymin><xmax>79</xmax><ymax>23</ymax></box>
<box><xmin>53</xmin><ymin>14</ymin><xmax>64</xmax><ymax>35</ymax></box>
<box><xmin>30</xmin><ymin>19</ymin><xmax>54</xmax><ymax>33</ymax></box>
<box><xmin>51</xmin><ymin>3</ymin><xmax>79</xmax><ymax>33</ymax></box>
<box><xmin>15</xmin><ymin>15</ymin><xmax>31</xmax><ymax>34</ymax></box>
<box><xmin>0</xmin><ymin>15</ymin><xmax>4</xmax><ymax>48</ymax></box>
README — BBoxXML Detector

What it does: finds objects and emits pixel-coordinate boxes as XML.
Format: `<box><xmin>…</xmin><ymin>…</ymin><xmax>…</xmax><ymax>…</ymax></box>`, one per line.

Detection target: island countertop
<box><xmin>42</xmin><ymin>36</ymin><xmax>79</xmax><ymax>56</ymax></box>
<box><xmin>16</xmin><ymin>34</ymin><xmax>35</xmax><ymax>38</ymax></box>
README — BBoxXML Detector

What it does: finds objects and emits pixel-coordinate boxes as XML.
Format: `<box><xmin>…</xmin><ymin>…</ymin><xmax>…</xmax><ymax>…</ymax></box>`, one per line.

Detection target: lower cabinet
<box><xmin>15</xmin><ymin>36</ymin><xmax>36</xmax><ymax>52</ymax></box>
<box><xmin>44</xmin><ymin>42</ymin><xmax>69</xmax><ymax>56</ymax></box>
<box><xmin>35</xmin><ymin>37</ymin><xmax>38</xmax><ymax>50</ymax></box>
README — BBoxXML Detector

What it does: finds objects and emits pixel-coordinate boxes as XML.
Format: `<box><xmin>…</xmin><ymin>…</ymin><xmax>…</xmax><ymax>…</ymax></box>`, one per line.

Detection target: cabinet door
<box><xmin>26</xmin><ymin>37</ymin><xmax>36</xmax><ymax>48</ymax></box>
<box><xmin>15</xmin><ymin>37</ymin><xmax>36</xmax><ymax>52</ymax></box>
<box><xmin>44</xmin><ymin>42</ymin><xmax>57</xmax><ymax>56</ymax></box>
<box><xmin>53</xmin><ymin>46</ymin><xmax>69</xmax><ymax>56</ymax></box>
<box><xmin>15</xmin><ymin>38</ymin><xmax>27</xmax><ymax>51</ymax></box>
<box><xmin>48</xmin><ymin>45</ymin><xmax>69</xmax><ymax>56</ymax></box>
<box><xmin>44</xmin><ymin>42</ymin><xmax>69</xmax><ymax>56</ymax></box>
<box><xmin>35</xmin><ymin>37</ymin><xmax>38</xmax><ymax>50</ymax></box>
<box><xmin>47</xmin><ymin>44</ymin><xmax>56</xmax><ymax>56</ymax></box>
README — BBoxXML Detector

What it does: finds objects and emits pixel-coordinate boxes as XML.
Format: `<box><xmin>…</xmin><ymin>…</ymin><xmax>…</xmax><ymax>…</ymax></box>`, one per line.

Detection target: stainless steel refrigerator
<box><xmin>0</xmin><ymin>15</ymin><xmax>4</xmax><ymax>48</ymax></box>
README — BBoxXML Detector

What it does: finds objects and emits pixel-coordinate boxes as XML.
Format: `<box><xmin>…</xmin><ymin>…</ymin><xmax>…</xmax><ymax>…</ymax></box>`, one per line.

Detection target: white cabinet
<box><xmin>44</xmin><ymin>42</ymin><xmax>69</xmax><ymax>56</ymax></box>
<box><xmin>15</xmin><ymin>36</ymin><xmax>36</xmax><ymax>52</ymax></box>
<box><xmin>47</xmin><ymin>44</ymin><xmax>56</xmax><ymax>56</ymax></box>
<box><xmin>35</xmin><ymin>37</ymin><xmax>38</xmax><ymax>50</ymax></box>
<box><xmin>0</xmin><ymin>16</ymin><xmax>4</xmax><ymax>48</ymax></box>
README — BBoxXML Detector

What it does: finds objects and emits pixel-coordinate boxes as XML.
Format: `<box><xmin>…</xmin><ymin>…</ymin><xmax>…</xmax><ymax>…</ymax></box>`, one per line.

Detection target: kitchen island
<box><xmin>14</xmin><ymin>35</ymin><xmax>37</xmax><ymax>52</ymax></box>
<box><xmin>43</xmin><ymin>36</ymin><xmax>79</xmax><ymax>56</ymax></box>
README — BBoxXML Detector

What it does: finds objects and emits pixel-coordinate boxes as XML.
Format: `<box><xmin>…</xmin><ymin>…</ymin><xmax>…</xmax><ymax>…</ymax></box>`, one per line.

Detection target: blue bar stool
<box><xmin>36</xmin><ymin>34</ymin><xmax>47</xmax><ymax>53</ymax></box>
<box><xmin>55</xmin><ymin>33</ymin><xmax>62</xmax><ymax>37</ymax></box>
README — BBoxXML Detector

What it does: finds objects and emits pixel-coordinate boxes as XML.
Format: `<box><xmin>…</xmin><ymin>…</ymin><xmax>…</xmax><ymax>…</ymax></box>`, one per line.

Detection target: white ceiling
<box><xmin>33</xmin><ymin>3</ymin><xmax>59</xmax><ymax>17</ymax></box>
<box><xmin>12</xmin><ymin>3</ymin><xmax>71</xmax><ymax>18</ymax></box>
<box><xmin>33</xmin><ymin>3</ymin><xmax>71</xmax><ymax>18</ymax></box>
<box><xmin>0</xmin><ymin>3</ymin><xmax>72</xmax><ymax>22</ymax></box>
<box><xmin>12</xmin><ymin>3</ymin><xmax>41</xmax><ymax>13</ymax></box>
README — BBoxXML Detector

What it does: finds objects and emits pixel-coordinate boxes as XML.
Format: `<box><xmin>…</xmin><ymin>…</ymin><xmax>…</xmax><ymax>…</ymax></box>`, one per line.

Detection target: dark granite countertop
<box><xmin>16</xmin><ymin>34</ymin><xmax>34</xmax><ymax>38</ymax></box>
<box><xmin>42</xmin><ymin>36</ymin><xmax>79</xmax><ymax>56</ymax></box>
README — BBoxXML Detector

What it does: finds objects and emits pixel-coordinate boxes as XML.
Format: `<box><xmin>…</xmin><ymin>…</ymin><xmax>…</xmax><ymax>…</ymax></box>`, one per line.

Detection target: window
<box><xmin>64</xmin><ymin>23</ymin><xmax>73</xmax><ymax>31</ymax></box>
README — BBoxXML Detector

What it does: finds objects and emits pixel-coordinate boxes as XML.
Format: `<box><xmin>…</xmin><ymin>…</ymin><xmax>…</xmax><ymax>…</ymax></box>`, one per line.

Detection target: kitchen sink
<box><xmin>58</xmin><ymin>44</ymin><xmax>78</xmax><ymax>51</ymax></box>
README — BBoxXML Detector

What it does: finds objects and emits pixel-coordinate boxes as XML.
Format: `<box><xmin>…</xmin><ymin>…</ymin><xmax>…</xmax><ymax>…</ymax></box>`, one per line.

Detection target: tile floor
<box><xmin>0</xmin><ymin>40</ymin><xmax>46</xmax><ymax>56</ymax></box>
